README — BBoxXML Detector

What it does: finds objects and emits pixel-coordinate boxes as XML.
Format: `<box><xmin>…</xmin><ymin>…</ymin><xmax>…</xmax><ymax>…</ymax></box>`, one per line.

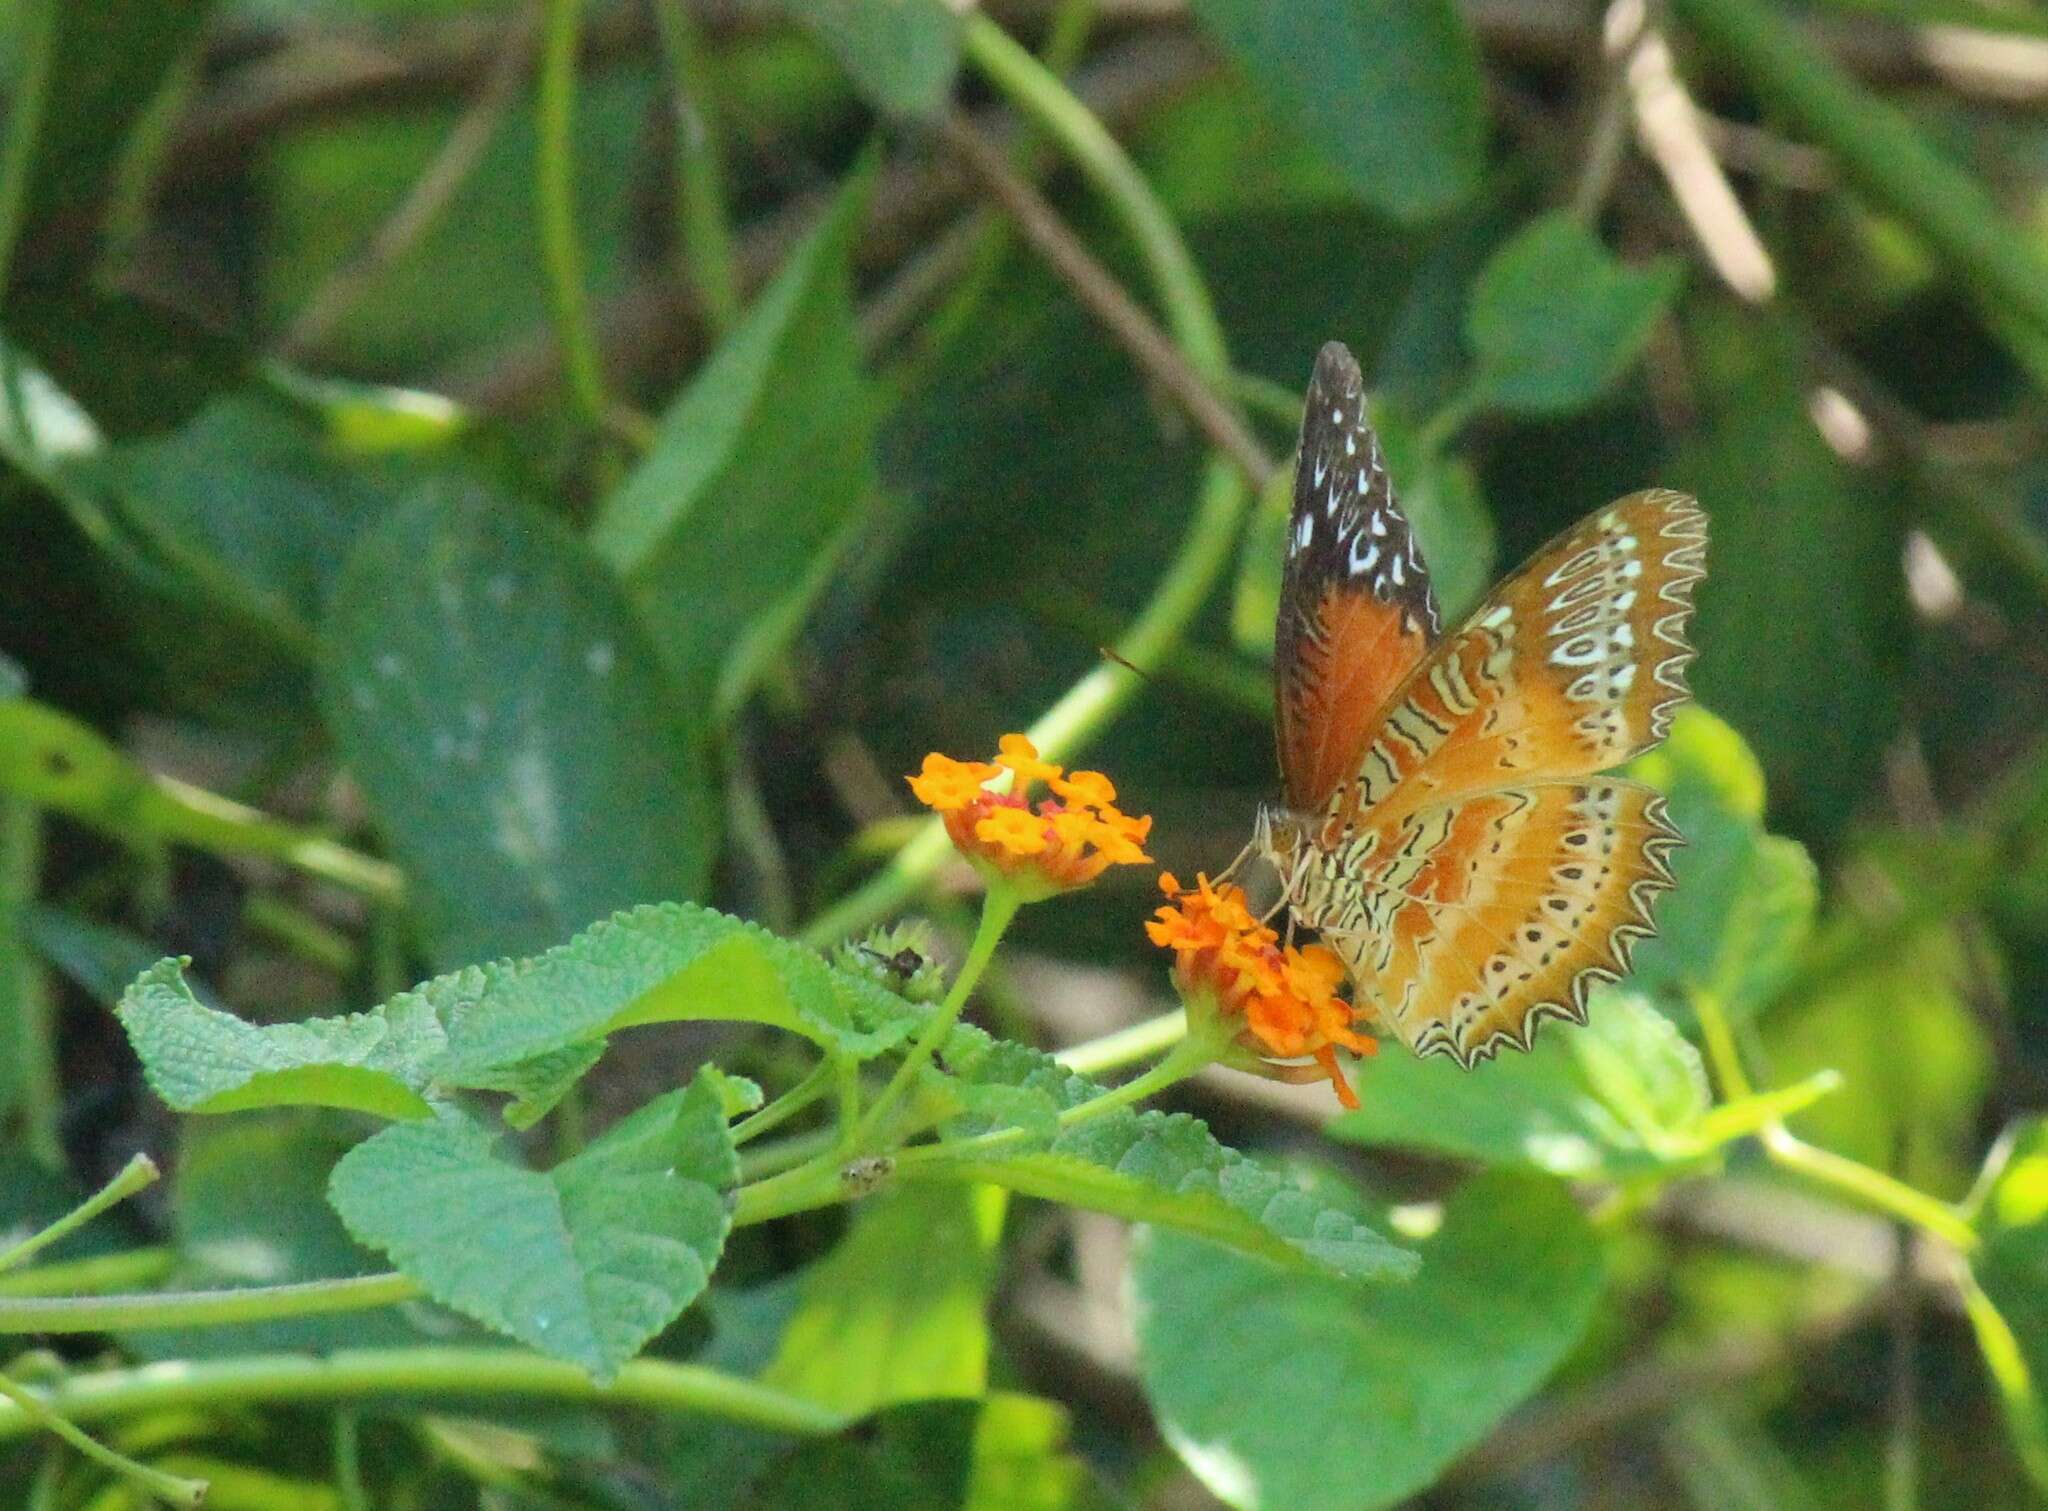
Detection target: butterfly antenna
<box><xmin>1211</xmin><ymin>838</ymin><xmax>1255</xmax><ymax>888</ymax></box>
<box><xmin>1097</xmin><ymin>647</ymin><xmax>1154</xmax><ymax>683</ymax></box>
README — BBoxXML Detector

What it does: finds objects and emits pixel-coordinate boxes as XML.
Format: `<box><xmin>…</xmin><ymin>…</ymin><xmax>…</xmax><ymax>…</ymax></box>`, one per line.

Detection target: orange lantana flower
<box><xmin>908</xmin><ymin>735</ymin><xmax>1152</xmax><ymax>899</ymax></box>
<box><xmin>1147</xmin><ymin>871</ymin><xmax>1377</xmax><ymax>1109</ymax></box>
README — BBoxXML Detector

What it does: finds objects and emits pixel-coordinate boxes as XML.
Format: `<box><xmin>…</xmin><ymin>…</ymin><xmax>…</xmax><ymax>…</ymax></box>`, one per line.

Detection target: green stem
<box><xmin>1057</xmin><ymin>1027</ymin><xmax>1210</xmax><ymax>1122</ymax></box>
<box><xmin>1692</xmin><ymin>987</ymin><xmax>1755</xmax><ymax>1101</ymax></box>
<box><xmin>738</xmin><ymin>1123</ymin><xmax>837</xmax><ymax>1183</ymax></box>
<box><xmin>731</xmin><ymin>1155</ymin><xmax>865</xmax><ymax>1227</ymax></box>
<box><xmin>962</xmin><ymin>14</ymin><xmax>1227</xmax><ymax>374</ymax></box>
<box><xmin>0</xmin><ymin>1369</ymin><xmax>205</xmax><ymax>1507</ymax></box>
<box><xmin>853</xmin><ymin>886</ymin><xmax>1022</xmax><ymax>1146</ymax></box>
<box><xmin>0</xmin><ymin>1155</ymin><xmax>157</xmax><ymax>1275</ymax></box>
<box><xmin>1759</xmin><ymin>1125</ymin><xmax>1978</xmax><ymax>1254</ymax></box>
<box><xmin>334</xmin><ymin>1411</ymin><xmax>369</xmax><ymax>1511</ymax></box>
<box><xmin>799</xmin><ymin>16</ymin><xmax>1245</xmax><ymax>949</ymax></box>
<box><xmin>241</xmin><ymin>893</ymin><xmax>356</xmax><ymax>974</ymax></box>
<box><xmin>900</xmin><ymin>1022</ymin><xmax>1217</xmax><ymax>1171</ymax></box>
<box><xmin>0</xmin><ymin>0</ymin><xmax>57</xmax><ymax>298</ymax></box>
<box><xmin>0</xmin><ymin>1248</ymin><xmax>177</xmax><ymax>1299</ymax></box>
<box><xmin>1054</xmin><ymin>1008</ymin><xmax>1185</xmax><ymax>1077</ymax></box>
<box><xmin>1693</xmin><ymin>990</ymin><xmax>1976</xmax><ymax>1252</ymax></box>
<box><xmin>0</xmin><ymin>1348</ymin><xmax>849</xmax><ymax>1444</ymax></box>
<box><xmin>731</xmin><ymin>1060</ymin><xmax>835</xmax><ymax>1146</ymax></box>
<box><xmin>1</xmin><ymin>796</ymin><xmax>61</xmax><ymax>1168</ymax></box>
<box><xmin>144</xmin><ymin>775</ymin><xmax>404</xmax><ymax>902</ymax></box>
<box><xmin>536</xmin><ymin>0</ymin><xmax>613</xmax><ymax>431</ymax></box>
<box><xmin>1669</xmin><ymin>0</ymin><xmax>2048</xmax><ymax>375</ymax></box>
<box><xmin>0</xmin><ymin>1272</ymin><xmax>423</xmax><ymax>1336</ymax></box>
<box><xmin>651</xmin><ymin>0</ymin><xmax>741</xmax><ymax>335</ymax></box>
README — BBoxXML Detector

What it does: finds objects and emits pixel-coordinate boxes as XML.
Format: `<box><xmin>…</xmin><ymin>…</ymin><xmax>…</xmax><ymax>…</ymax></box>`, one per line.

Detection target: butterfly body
<box><xmin>1258</xmin><ymin>342</ymin><xmax>1705</xmax><ymax>1068</ymax></box>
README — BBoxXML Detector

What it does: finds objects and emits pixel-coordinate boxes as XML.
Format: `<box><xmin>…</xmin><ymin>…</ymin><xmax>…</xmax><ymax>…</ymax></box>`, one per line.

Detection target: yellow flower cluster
<box><xmin>908</xmin><ymin>734</ymin><xmax>1152</xmax><ymax>897</ymax></box>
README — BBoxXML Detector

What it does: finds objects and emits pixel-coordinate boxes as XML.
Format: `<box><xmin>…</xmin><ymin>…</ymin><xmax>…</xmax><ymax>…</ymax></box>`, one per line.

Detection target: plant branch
<box><xmin>0</xmin><ymin>1155</ymin><xmax>157</xmax><ymax>1275</ymax></box>
<box><xmin>0</xmin><ymin>1272</ymin><xmax>423</xmax><ymax>1336</ymax></box>
<box><xmin>0</xmin><ymin>1347</ymin><xmax>849</xmax><ymax>1444</ymax></box>
<box><xmin>935</xmin><ymin>112</ymin><xmax>1274</xmax><ymax>487</ymax></box>
<box><xmin>535</xmin><ymin>0</ymin><xmax>616</xmax><ymax>432</ymax></box>
<box><xmin>1693</xmin><ymin>990</ymin><xmax>1978</xmax><ymax>1253</ymax></box>
<box><xmin>1054</xmin><ymin>1008</ymin><xmax>1184</xmax><ymax>1077</ymax></box>
<box><xmin>1670</xmin><ymin>0</ymin><xmax>2048</xmax><ymax>373</ymax></box>
<box><xmin>854</xmin><ymin>885</ymin><xmax>1022</xmax><ymax>1146</ymax></box>
<box><xmin>283</xmin><ymin>5</ymin><xmax>539</xmax><ymax>358</ymax></box>
<box><xmin>0</xmin><ymin>797</ymin><xmax>61</xmax><ymax>1168</ymax></box>
<box><xmin>0</xmin><ymin>1248</ymin><xmax>177</xmax><ymax>1299</ymax></box>
<box><xmin>0</xmin><ymin>1368</ymin><xmax>206</xmax><ymax>1507</ymax></box>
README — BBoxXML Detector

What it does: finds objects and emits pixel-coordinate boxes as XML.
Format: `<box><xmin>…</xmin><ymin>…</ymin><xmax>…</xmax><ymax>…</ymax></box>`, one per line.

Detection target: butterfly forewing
<box><xmin>1324</xmin><ymin>489</ymin><xmax>1708</xmax><ymax>834</ymax></box>
<box><xmin>1311</xmin><ymin>780</ymin><xmax>1682</xmax><ymax>1065</ymax></box>
<box><xmin>1273</xmin><ymin>341</ymin><xmax>1441</xmax><ymax>811</ymax></box>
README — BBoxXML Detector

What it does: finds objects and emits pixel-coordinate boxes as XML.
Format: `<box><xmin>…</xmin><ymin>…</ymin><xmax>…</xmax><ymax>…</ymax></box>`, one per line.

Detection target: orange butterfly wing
<box><xmin>1311</xmin><ymin>781</ymin><xmax>1681</xmax><ymax>1064</ymax></box>
<box><xmin>1273</xmin><ymin>343</ymin><xmax>1440</xmax><ymax>811</ymax></box>
<box><xmin>1278</xmin><ymin>488</ymin><xmax>1707</xmax><ymax>1065</ymax></box>
<box><xmin>1325</xmin><ymin>489</ymin><xmax>1708</xmax><ymax>831</ymax></box>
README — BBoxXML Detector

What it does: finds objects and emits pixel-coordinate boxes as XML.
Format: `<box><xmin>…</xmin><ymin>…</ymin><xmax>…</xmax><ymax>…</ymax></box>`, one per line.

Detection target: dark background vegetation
<box><xmin>4</xmin><ymin>0</ymin><xmax>2048</xmax><ymax>1506</ymax></box>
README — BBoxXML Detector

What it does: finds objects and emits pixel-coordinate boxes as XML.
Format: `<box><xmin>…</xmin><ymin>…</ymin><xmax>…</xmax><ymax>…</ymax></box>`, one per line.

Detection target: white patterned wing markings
<box><xmin>1304</xmin><ymin>782</ymin><xmax>1683</xmax><ymax>1065</ymax></box>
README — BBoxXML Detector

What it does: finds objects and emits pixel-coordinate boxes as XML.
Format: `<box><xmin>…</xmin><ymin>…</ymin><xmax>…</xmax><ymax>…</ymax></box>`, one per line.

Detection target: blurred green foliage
<box><xmin>2</xmin><ymin>0</ymin><xmax>2048</xmax><ymax>1506</ymax></box>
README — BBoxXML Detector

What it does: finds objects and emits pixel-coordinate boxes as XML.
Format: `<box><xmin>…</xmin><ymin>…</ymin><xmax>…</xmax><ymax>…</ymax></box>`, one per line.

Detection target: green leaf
<box><xmin>116</xmin><ymin>958</ymin><xmax>440</xmax><ymax>1121</ymax></box>
<box><xmin>1466</xmin><ymin>212</ymin><xmax>1685</xmax><ymax>415</ymax></box>
<box><xmin>1969</xmin><ymin>1119</ymin><xmax>2048</xmax><ymax>1491</ymax></box>
<box><xmin>926</xmin><ymin>1032</ymin><xmax>1415</xmax><ymax>1282</ymax></box>
<box><xmin>764</xmin><ymin>1184</ymin><xmax>1003</xmax><ymax>1413</ymax></box>
<box><xmin>1762</xmin><ymin>914</ymin><xmax>1988</xmax><ymax>1196</ymax></box>
<box><xmin>1622</xmin><ymin>707</ymin><xmax>1819</xmax><ymax>1023</ymax></box>
<box><xmin>1675</xmin><ymin>309</ymin><xmax>1905</xmax><ymax>833</ymax></box>
<box><xmin>791</xmin><ymin>0</ymin><xmax>960</xmax><ymax>118</ymax></box>
<box><xmin>77</xmin><ymin>388</ymin><xmax>469</xmax><ymax>653</ymax></box>
<box><xmin>592</xmin><ymin>167</ymin><xmax>878</xmax><ymax>724</ymax></box>
<box><xmin>82</xmin><ymin>393</ymin><xmax>423</xmax><ymax>651</ymax></box>
<box><xmin>124</xmin><ymin>1116</ymin><xmax>435</xmax><ymax>1360</ymax></box>
<box><xmin>328</xmin><ymin>1071</ymin><xmax>738</xmax><ymax>1381</ymax></box>
<box><xmin>321</xmin><ymin>484</ymin><xmax>717</xmax><ymax>968</ymax></box>
<box><xmin>1133</xmin><ymin>1171</ymin><xmax>1605</xmax><ymax>1511</ymax></box>
<box><xmin>1185</xmin><ymin>0</ymin><xmax>1485</xmax><ymax>222</ymax></box>
<box><xmin>25</xmin><ymin>906</ymin><xmax>207</xmax><ymax>1009</ymax></box>
<box><xmin>114</xmin><ymin>906</ymin><xmax>925</xmax><ymax>1127</ymax></box>
<box><xmin>465</xmin><ymin>1041</ymin><xmax>608</xmax><ymax>1132</ymax></box>
<box><xmin>743</xmin><ymin>1399</ymin><xmax>977</xmax><ymax>1511</ymax></box>
<box><xmin>1330</xmin><ymin>990</ymin><xmax>1709</xmax><ymax>1179</ymax></box>
<box><xmin>433</xmin><ymin>901</ymin><xmax>927</xmax><ymax>1080</ymax></box>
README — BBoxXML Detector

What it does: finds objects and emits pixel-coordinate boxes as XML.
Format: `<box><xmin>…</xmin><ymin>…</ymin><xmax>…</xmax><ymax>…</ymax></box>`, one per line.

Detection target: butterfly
<box><xmin>1253</xmin><ymin>341</ymin><xmax>1707</xmax><ymax>1067</ymax></box>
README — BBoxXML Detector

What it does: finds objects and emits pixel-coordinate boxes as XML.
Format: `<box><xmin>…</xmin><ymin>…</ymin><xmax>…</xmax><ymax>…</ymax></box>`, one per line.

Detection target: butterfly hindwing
<box><xmin>1273</xmin><ymin>341</ymin><xmax>1441</xmax><ymax>811</ymax></box>
<box><xmin>1325</xmin><ymin>489</ymin><xmax>1707</xmax><ymax>832</ymax></box>
<box><xmin>1314</xmin><ymin>780</ymin><xmax>1682</xmax><ymax>1065</ymax></box>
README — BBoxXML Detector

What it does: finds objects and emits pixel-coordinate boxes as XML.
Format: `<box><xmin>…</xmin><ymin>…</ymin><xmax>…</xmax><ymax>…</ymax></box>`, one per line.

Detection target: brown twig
<box><xmin>936</xmin><ymin>111</ymin><xmax>1275</xmax><ymax>488</ymax></box>
<box><xmin>1613</xmin><ymin>0</ymin><xmax>1777</xmax><ymax>302</ymax></box>
<box><xmin>280</xmin><ymin>8</ymin><xmax>540</xmax><ymax>358</ymax></box>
